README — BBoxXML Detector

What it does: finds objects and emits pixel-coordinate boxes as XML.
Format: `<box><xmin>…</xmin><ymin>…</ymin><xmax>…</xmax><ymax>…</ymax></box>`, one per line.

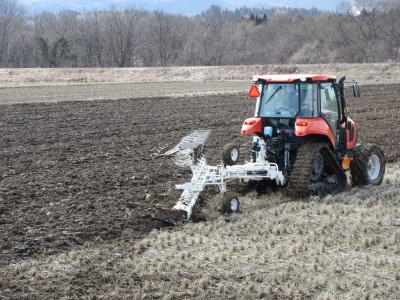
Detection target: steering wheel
<box><xmin>275</xmin><ymin>105</ymin><xmax>296</xmax><ymax>116</ymax></box>
<box><xmin>301</xmin><ymin>103</ymin><xmax>312</xmax><ymax>115</ymax></box>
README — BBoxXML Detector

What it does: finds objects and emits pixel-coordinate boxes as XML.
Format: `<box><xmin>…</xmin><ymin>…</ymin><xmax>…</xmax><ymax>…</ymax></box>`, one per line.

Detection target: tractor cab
<box><xmin>242</xmin><ymin>74</ymin><xmax>357</xmax><ymax>153</ymax></box>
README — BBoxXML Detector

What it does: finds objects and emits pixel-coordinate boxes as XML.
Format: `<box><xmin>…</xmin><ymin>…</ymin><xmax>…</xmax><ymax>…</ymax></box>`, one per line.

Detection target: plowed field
<box><xmin>1</xmin><ymin>82</ymin><xmax>400</xmax><ymax>299</ymax></box>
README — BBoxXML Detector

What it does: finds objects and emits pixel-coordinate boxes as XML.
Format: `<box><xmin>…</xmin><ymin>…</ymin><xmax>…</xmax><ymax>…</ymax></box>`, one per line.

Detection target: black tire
<box><xmin>351</xmin><ymin>144</ymin><xmax>385</xmax><ymax>186</ymax></box>
<box><xmin>221</xmin><ymin>194</ymin><xmax>240</xmax><ymax>214</ymax></box>
<box><xmin>222</xmin><ymin>143</ymin><xmax>240</xmax><ymax>166</ymax></box>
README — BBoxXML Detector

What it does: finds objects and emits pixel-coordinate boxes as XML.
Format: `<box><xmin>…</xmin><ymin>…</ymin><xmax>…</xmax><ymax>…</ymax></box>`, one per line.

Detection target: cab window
<box><xmin>320</xmin><ymin>83</ymin><xmax>338</xmax><ymax>115</ymax></box>
<box><xmin>320</xmin><ymin>83</ymin><xmax>340</xmax><ymax>144</ymax></box>
<box><xmin>299</xmin><ymin>83</ymin><xmax>318</xmax><ymax>118</ymax></box>
<box><xmin>259</xmin><ymin>83</ymin><xmax>299</xmax><ymax>118</ymax></box>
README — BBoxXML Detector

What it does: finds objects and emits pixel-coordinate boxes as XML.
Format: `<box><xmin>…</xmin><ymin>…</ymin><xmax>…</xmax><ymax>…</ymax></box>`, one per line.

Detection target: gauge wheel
<box><xmin>221</xmin><ymin>194</ymin><xmax>240</xmax><ymax>214</ymax></box>
<box><xmin>222</xmin><ymin>143</ymin><xmax>240</xmax><ymax>166</ymax></box>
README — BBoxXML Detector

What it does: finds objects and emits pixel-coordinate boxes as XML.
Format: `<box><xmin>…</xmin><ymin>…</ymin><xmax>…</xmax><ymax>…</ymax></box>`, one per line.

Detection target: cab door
<box><xmin>320</xmin><ymin>83</ymin><xmax>340</xmax><ymax>147</ymax></box>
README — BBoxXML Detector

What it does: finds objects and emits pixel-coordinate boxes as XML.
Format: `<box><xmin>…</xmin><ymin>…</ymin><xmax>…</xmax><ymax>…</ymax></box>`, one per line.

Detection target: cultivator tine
<box><xmin>162</xmin><ymin>130</ymin><xmax>211</xmax><ymax>219</ymax></box>
<box><xmin>174</xmin><ymin>153</ymin><xmax>209</xmax><ymax>218</ymax></box>
<box><xmin>162</xmin><ymin>130</ymin><xmax>211</xmax><ymax>167</ymax></box>
<box><xmin>179</xmin><ymin>130</ymin><xmax>211</xmax><ymax>150</ymax></box>
<box><xmin>173</xmin><ymin>190</ymin><xmax>200</xmax><ymax>219</ymax></box>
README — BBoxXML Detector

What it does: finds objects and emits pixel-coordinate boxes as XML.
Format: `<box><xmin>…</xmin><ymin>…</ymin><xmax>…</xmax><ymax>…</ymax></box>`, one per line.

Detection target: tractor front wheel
<box><xmin>351</xmin><ymin>144</ymin><xmax>385</xmax><ymax>186</ymax></box>
<box><xmin>221</xmin><ymin>194</ymin><xmax>240</xmax><ymax>214</ymax></box>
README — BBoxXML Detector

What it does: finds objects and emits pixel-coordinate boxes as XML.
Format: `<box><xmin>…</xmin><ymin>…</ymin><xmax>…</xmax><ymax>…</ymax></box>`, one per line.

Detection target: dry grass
<box><xmin>2</xmin><ymin>63</ymin><xmax>400</xmax><ymax>87</ymax></box>
<box><xmin>2</xmin><ymin>163</ymin><xmax>400</xmax><ymax>299</ymax></box>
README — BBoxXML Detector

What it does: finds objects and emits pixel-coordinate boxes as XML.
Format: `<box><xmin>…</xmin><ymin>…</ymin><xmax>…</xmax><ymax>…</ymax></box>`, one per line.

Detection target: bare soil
<box><xmin>0</xmin><ymin>77</ymin><xmax>399</xmax><ymax>298</ymax></box>
<box><xmin>0</xmin><ymin>81</ymin><xmax>248</xmax><ymax>104</ymax></box>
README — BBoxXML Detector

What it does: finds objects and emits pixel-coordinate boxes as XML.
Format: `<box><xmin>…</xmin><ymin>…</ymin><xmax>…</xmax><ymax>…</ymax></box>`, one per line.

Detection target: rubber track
<box><xmin>287</xmin><ymin>143</ymin><xmax>347</xmax><ymax>198</ymax></box>
<box><xmin>319</xmin><ymin>146</ymin><xmax>347</xmax><ymax>195</ymax></box>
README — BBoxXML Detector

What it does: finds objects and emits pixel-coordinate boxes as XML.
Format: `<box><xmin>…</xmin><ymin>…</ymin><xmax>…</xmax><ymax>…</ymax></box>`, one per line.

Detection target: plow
<box><xmin>162</xmin><ymin>74</ymin><xmax>386</xmax><ymax>219</ymax></box>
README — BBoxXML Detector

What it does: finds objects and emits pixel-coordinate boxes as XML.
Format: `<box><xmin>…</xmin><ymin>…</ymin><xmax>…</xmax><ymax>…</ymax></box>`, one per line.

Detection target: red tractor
<box><xmin>164</xmin><ymin>74</ymin><xmax>385</xmax><ymax>218</ymax></box>
<box><xmin>240</xmin><ymin>74</ymin><xmax>385</xmax><ymax>197</ymax></box>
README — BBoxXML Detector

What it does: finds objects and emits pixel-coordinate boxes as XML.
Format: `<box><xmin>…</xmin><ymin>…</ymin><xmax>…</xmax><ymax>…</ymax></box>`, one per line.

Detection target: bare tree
<box><xmin>380</xmin><ymin>1</ymin><xmax>400</xmax><ymax>60</ymax></box>
<box><xmin>230</xmin><ymin>21</ymin><xmax>251</xmax><ymax>65</ymax></box>
<box><xmin>2</xmin><ymin>1</ymin><xmax>400</xmax><ymax>67</ymax></box>
<box><xmin>338</xmin><ymin>0</ymin><xmax>387</xmax><ymax>62</ymax></box>
<box><xmin>192</xmin><ymin>6</ymin><xmax>234</xmax><ymax>66</ymax></box>
<box><xmin>0</xmin><ymin>0</ymin><xmax>25</xmax><ymax>66</ymax></box>
<box><xmin>258</xmin><ymin>11</ymin><xmax>296</xmax><ymax>64</ymax></box>
<box><xmin>104</xmin><ymin>7</ymin><xmax>145</xmax><ymax>67</ymax></box>
<box><xmin>76</xmin><ymin>10</ymin><xmax>106</xmax><ymax>67</ymax></box>
<box><xmin>148</xmin><ymin>11</ymin><xmax>188</xmax><ymax>66</ymax></box>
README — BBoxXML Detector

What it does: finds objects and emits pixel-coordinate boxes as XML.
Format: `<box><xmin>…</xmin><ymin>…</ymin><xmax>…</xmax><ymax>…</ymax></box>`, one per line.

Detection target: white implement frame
<box><xmin>163</xmin><ymin>130</ymin><xmax>285</xmax><ymax>219</ymax></box>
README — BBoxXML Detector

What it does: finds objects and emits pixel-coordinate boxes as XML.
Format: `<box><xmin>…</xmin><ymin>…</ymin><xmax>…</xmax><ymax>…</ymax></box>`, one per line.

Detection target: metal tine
<box><xmin>163</xmin><ymin>130</ymin><xmax>211</xmax><ymax>157</ymax></box>
<box><xmin>179</xmin><ymin>130</ymin><xmax>211</xmax><ymax>149</ymax></box>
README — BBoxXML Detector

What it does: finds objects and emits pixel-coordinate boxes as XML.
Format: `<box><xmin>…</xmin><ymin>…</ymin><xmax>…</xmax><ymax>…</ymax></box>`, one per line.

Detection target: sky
<box><xmin>21</xmin><ymin>0</ymin><xmax>344</xmax><ymax>15</ymax></box>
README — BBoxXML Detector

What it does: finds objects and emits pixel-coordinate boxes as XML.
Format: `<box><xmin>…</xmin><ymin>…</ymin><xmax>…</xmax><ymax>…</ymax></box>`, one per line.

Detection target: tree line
<box><xmin>1</xmin><ymin>0</ymin><xmax>400</xmax><ymax>68</ymax></box>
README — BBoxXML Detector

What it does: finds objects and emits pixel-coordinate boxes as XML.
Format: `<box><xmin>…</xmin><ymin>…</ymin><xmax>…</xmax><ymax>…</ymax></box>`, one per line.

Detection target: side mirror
<box><xmin>352</xmin><ymin>83</ymin><xmax>361</xmax><ymax>97</ymax></box>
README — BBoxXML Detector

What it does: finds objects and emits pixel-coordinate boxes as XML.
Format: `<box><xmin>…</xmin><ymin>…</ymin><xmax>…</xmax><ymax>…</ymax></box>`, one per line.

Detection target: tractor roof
<box><xmin>253</xmin><ymin>74</ymin><xmax>336</xmax><ymax>83</ymax></box>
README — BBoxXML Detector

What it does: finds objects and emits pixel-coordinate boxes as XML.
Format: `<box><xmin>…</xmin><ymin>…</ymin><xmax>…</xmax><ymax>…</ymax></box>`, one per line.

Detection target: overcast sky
<box><xmin>21</xmin><ymin>0</ymin><xmax>343</xmax><ymax>15</ymax></box>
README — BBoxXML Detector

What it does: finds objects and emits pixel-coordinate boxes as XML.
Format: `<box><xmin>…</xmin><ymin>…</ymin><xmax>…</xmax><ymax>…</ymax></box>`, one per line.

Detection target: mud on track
<box><xmin>0</xmin><ymin>84</ymin><xmax>399</xmax><ymax>269</ymax></box>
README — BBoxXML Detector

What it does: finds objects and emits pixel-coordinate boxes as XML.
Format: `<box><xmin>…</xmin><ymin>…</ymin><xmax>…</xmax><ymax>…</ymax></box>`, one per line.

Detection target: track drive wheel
<box><xmin>221</xmin><ymin>194</ymin><xmax>240</xmax><ymax>214</ymax></box>
<box><xmin>351</xmin><ymin>144</ymin><xmax>385</xmax><ymax>186</ymax></box>
<box><xmin>222</xmin><ymin>143</ymin><xmax>240</xmax><ymax>166</ymax></box>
